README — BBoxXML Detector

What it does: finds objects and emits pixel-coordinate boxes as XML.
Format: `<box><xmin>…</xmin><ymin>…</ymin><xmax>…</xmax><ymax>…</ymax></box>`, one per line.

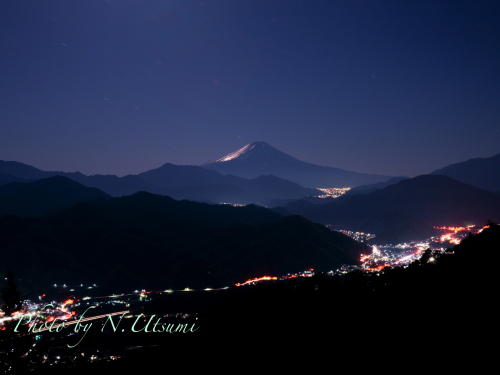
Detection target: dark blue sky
<box><xmin>1</xmin><ymin>0</ymin><xmax>499</xmax><ymax>177</ymax></box>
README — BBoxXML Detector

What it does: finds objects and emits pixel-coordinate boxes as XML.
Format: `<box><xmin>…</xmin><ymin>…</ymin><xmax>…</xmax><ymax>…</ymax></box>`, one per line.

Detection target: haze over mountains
<box><xmin>3</xmin><ymin>144</ymin><xmax>499</xmax><ymax>199</ymax></box>
<box><xmin>1</xmin><ymin>139</ymin><xmax>402</xmax><ymax>206</ymax></box>
<box><xmin>1</xmin><ymin>145</ymin><xmax>499</xmax><ymax>248</ymax></box>
<box><xmin>0</xmin><ymin>158</ymin><xmax>320</xmax><ymax>205</ymax></box>
<box><xmin>202</xmin><ymin>141</ymin><xmax>397</xmax><ymax>188</ymax></box>
<box><xmin>274</xmin><ymin>174</ymin><xmax>500</xmax><ymax>244</ymax></box>
<box><xmin>430</xmin><ymin>152</ymin><xmax>500</xmax><ymax>192</ymax></box>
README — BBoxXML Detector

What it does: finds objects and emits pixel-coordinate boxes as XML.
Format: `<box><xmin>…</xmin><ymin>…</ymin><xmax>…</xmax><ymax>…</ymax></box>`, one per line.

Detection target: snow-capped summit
<box><xmin>203</xmin><ymin>141</ymin><xmax>299</xmax><ymax>166</ymax></box>
<box><xmin>202</xmin><ymin>142</ymin><xmax>395</xmax><ymax>188</ymax></box>
<box><xmin>208</xmin><ymin>142</ymin><xmax>259</xmax><ymax>163</ymax></box>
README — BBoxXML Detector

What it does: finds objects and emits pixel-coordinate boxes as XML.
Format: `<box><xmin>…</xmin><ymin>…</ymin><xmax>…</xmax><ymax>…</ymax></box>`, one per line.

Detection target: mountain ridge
<box><xmin>275</xmin><ymin>174</ymin><xmax>500</xmax><ymax>244</ymax></box>
<box><xmin>0</xmin><ymin>159</ymin><xmax>320</xmax><ymax>204</ymax></box>
<box><xmin>0</xmin><ymin>192</ymin><xmax>368</xmax><ymax>292</ymax></box>
<box><xmin>0</xmin><ymin>176</ymin><xmax>111</xmax><ymax>217</ymax></box>
<box><xmin>202</xmin><ymin>141</ymin><xmax>396</xmax><ymax>188</ymax></box>
<box><xmin>430</xmin><ymin>152</ymin><xmax>500</xmax><ymax>191</ymax></box>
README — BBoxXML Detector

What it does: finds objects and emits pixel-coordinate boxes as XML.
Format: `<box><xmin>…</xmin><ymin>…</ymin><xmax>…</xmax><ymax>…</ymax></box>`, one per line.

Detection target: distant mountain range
<box><xmin>273</xmin><ymin>174</ymin><xmax>500</xmax><ymax>244</ymax></box>
<box><xmin>343</xmin><ymin>176</ymin><xmax>410</xmax><ymax>196</ymax></box>
<box><xmin>2</xmin><ymin>147</ymin><xmax>499</xmax><ymax>246</ymax></box>
<box><xmin>0</xmin><ymin>192</ymin><xmax>368</xmax><ymax>292</ymax></box>
<box><xmin>0</xmin><ymin>176</ymin><xmax>110</xmax><ymax>217</ymax></box>
<box><xmin>430</xmin><ymin>152</ymin><xmax>500</xmax><ymax>192</ymax></box>
<box><xmin>2</xmin><ymin>147</ymin><xmax>499</xmax><ymax>294</ymax></box>
<box><xmin>202</xmin><ymin>141</ymin><xmax>398</xmax><ymax>188</ymax></box>
<box><xmin>0</xmin><ymin>172</ymin><xmax>31</xmax><ymax>185</ymax></box>
<box><xmin>0</xmin><ymin>160</ymin><xmax>320</xmax><ymax>205</ymax></box>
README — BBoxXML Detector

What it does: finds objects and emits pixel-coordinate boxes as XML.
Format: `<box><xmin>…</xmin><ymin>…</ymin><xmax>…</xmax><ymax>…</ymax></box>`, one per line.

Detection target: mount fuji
<box><xmin>202</xmin><ymin>141</ymin><xmax>396</xmax><ymax>188</ymax></box>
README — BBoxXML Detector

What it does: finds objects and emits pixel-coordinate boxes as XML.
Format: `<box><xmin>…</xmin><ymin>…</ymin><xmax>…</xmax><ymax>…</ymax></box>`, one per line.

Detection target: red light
<box><xmin>235</xmin><ymin>275</ymin><xmax>278</xmax><ymax>286</ymax></box>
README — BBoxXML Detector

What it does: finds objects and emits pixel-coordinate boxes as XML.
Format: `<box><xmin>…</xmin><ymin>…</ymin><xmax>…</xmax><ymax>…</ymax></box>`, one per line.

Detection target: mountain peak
<box><xmin>202</xmin><ymin>142</ymin><xmax>394</xmax><ymax>187</ymax></box>
<box><xmin>203</xmin><ymin>141</ymin><xmax>277</xmax><ymax>164</ymax></box>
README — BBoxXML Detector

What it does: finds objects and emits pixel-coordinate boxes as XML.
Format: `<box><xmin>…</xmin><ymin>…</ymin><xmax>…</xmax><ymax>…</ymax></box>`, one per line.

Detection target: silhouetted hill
<box><xmin>266</xmin><ymin>195</ymin><xmax>337</xmax><ymax>207</ymax></box>
<box><xmin>270</xmin><ymin>206</ymin><xmax>292</xmax><ymax>216</ymax></box>
<box><xmin>202</xmin><ymin>141</ymin><xmax>395</xmax><ymax>188</ymax></box>
<box><xmin>138</xmin><ymin>163</ymin><xmax>231</xmax><ymax>188</ymax></box>
<box><xmin>283</xmin><ymin>175</ymin><xmax>500</xmax><ymax>243</ymax></box>
<box><xmin>0</xmin><ymin>160</ymin><xmax>319</xmax><ymax>202</ymax></box>
<box><xmin>0</xmin><ymin>172</ymin><xmax>31</xmax><ymax>186</ymax></box>
<box><xmin>139</xmin><ymin>163</ymin><xmax>319</xmax><ymax>202</ymax></box>
<box><xmin>198</xmin><ymin>215</ymin><xmax>366</xmax><ymax>280</ymax></box>
<box><xmin>161</xmin><ymin>183</ymin><xmax>257</xmax><ymax>204</ymax></box>
<box><xmin>194</xmin><ymin>224</ymin><xmax>500</xmax><ymax>356</ymax></box>
<box><xmin>0</xmin><ymin>160</ymin><xmax>155</xmax><ymax>197</ymax></box>
<box><xmin>4</xmin><ymin>222</ymin><xmax>497</xmax><ymax>373</ymax></box>
<box><xmin>430</xmin><ymin>152</ymin><xmax>500</xmax><ymax>191</ymax></box>
<box><xmin>282</xmin><ymin>199</ymin><xmax>317</xmax><ymax>212</ymax></box>
<box><xmin>62</xmin><ymin>172</ymin><xmax>156</xmax><ymax>197</ymax></box>
<box><xmin>344</xmin><ymin>176</ymin><xmax>409</xmax><ymax>196</ymax></box>
<box><xmin>0</xmin><ymin>176</ymin><xmax>111</xmax><ymax>217</ymax></box>
<box><xmin>0</xmin><ymin>193</ymin><xmax>366</xmax><ymax>293</ymax></box>
<box><xmin>236</xmin><ymin>174</ymin><xmax>319</xmax><ymax>199</ymax></box>
<box><xmin>0</xmin><ymin>160</ymin><xmax>54</xmax><ymax>180</ymax></box>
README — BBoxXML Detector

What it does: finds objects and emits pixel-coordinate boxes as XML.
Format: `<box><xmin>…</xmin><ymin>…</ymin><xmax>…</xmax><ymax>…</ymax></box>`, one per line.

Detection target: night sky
<box><xmin>1</xmin><ymin>0</ymin><xmax>499</xmax><ymax>177</ymax></box>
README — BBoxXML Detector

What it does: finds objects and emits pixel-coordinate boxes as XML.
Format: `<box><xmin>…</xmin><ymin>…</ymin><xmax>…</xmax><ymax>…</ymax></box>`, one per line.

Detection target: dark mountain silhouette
<box><xmin>0</xmin><ymin>160</ymin><xmax>54</xmax><ymax>180</ymax></box>
<box><xmin>162</xmin><ymin>183</ymin><xmax>257</xmax><ymax>204</ymax></box>
<box><xmin>282</xmin><ymin>199</ymin><xmax>317</xmax><ymax>212</ymax></box>
<box><xmin>138</xmin><ymin>162</ymin><xmax>231</xmax><ymax>188</ymax></box>
<box><xmin>344</xmin><ymin>176</ymin><xmax>409</xmax><ymax>196</ymax></box>
<box><xmin>192</xmin><ymin>224</ymin><xmax>500</xmax><ymax>362</ymax></box>
<box><xmin>430</xmin><ymin>152</ymin><xmax>500</xmax><ymax>191</ymax></box>
<box><xmin>0</xmin><ymin>176</ymin><xmax>111</xmax><ymax>217</ymax></box>
<box><xmin>4</xmin><ymin>222</ymin><xmax>497</xmax><ymax>372</ymax></box>
<box><xmin>0</xmin><ymin>172</ymin><xmax>31</xmax><ymax>186</ymax></box>
<box><xmin>0</xmin><ymin>192</ymin><xmax>367</xmax><ymax>293</ymax></box>
<box><xmin>61</xmin><ymin>172</ymin><xmax>156</xmax><ymax>197</ymax></box>
<box><xmin>278</xmin><ymin>175</ymin><xmax>500</xmax><ymax>243</ymax></box>
<box><xmin>0</xmin><ymin>160</ymin><xmax>154</xmax><ymax>197</ymax></box>
<box><xmin>236</xmin><ymin>174</ymin><xmax>318</xmax><ymax>199</ymax></box>
<box><xmin>266</xmin><ymin>181</ymin><xmax>407</xmax><ymax>208</ymax></box>
<box><xmin>266</xmin><ymin>195</ymin><xmax>338</xmax><ymax>208</ymax></box>
<box><xmin>139</xmin><ymin>163</ymin><xmax>319</xmax><ymax>203</ymax></box>
<box><xmin>0</xmin><ymin>160</ymin><xmax>319</xmax><ymax>203</ymax></box>
<box><xmin>198</xmin><ymin>215</ymin><xmax>366</xmax><ymax>280</ymax></box>
<box><xmin>202</xmin><ymin>141</ymin><xmax>395</xmax><ymax>188</ymax></box>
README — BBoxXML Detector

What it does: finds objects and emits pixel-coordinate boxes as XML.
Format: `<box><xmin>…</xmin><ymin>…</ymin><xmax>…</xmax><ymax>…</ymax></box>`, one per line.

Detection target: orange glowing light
<box><xmin>434</xmin><ymin>226</ymin><xmax>469</xmax><ymax>231</ymax></box>
<box><xmin>360</xmin><ymin>254</ymin><xmax>370</xmax><ymax>262</ymax></box>
<box><xmin>64</xmin><ymin>299</ymin><xmax>74</xmax><ymax>305</ymax></box>
<box><xmin>235</xmin><ymin>276</ymin><xmax>278</xmax><ymax>287</ymax></box>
